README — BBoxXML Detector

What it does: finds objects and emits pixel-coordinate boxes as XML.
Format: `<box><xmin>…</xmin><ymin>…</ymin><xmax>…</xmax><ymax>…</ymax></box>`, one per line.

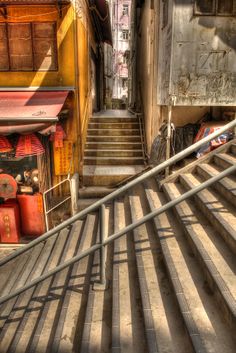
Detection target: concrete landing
<box><xmin>83</xmin><ymin>165</ymin><xmax>144</xmax><ymax>186</ymax></box>
<box><xmin>93</xmin><ymin>109</ymin><xmax>133</xmax><ymax>117</ymax></box>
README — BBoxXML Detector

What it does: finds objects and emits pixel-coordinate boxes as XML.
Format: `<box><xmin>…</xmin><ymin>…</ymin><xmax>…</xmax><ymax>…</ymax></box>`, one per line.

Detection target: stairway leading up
<box><xmin>83</xmin><ymin>110</ymin><xmax>145</xmax><ymax>187</ymax></box>
<box><xmin>0</xmin><ymin>140</ymin><xmax>236</xmax><ymax>353</ymax></box>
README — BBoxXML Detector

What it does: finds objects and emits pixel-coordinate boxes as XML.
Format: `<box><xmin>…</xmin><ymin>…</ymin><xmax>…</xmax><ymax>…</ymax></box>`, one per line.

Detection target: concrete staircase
<box><xmin>0</xmin><ymin>140</ymin><xmax>236</xmax><ymax>353</ymax></box>
<box><xmin>83</xmin><ymin>110</ymin><xmax>144</xmax><ymax>187</ymax></box>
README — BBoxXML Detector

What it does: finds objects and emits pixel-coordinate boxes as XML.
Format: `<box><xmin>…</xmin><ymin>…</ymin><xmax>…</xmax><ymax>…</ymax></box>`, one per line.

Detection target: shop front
<box><xmin>0</xmin><ymin>90</ymin><xmax>71</xmax><ymax>244</ymax></box>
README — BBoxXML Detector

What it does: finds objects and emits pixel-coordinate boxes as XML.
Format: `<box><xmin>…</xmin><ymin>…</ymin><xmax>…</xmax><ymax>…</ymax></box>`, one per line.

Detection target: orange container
<box><xmin>0</xmin><ymin>200</ymin><xmax>21</xmax><ymax>243</ymax></box>
<box><xmin>17</xmin><ymin>193</ymin><xmax>45</xmax><ymax>236</ymax></box>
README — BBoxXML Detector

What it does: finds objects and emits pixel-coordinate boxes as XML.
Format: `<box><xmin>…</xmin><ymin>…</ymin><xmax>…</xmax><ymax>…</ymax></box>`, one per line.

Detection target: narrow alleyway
<box><xmin>0</xmin><ymin>1</ymin><xmax>236</xmax><ymax>353</ymax></box>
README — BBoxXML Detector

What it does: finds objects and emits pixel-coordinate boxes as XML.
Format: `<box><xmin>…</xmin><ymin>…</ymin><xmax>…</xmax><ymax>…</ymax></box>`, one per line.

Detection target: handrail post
<box><xmin>97</xmin><ymin>204</ymin><xmax>106</xmax><ymax>289</ymax></box>
<box><xmin>93</xmin><ymin>204</ymin><xmax>106</xmax><ymax>290</ymax></box>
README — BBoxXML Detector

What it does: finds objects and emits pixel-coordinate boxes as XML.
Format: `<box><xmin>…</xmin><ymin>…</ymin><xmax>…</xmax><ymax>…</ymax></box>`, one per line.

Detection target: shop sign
<box><xmin>53</xmin><ymin>140</ymin><xmax>74</xmax><ymax>176</ymax></box>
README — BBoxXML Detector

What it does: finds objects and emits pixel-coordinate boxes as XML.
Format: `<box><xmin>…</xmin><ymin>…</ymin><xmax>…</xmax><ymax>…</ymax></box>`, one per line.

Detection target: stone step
<box><xmin>87</xmin><ymin>128</ymin><xmax>140</xmax><ymax>136</ymax></box>
<box><xmin>79</xmin><ymin>186</ymin><xmax>115</xmax><ymax>199</ymax></box>
<box><xmin>129</xmin><ymin>185</ymin><xmax>193</xmax><ymax>353</ymax></box>
<box><xmin>88</xmin><ymin>122</ymin><xmax>139</xmax><ymax>129</ymax></box>
<box><xmin>87</xmin><ymin>135</ymin><xmax>142</xmax><ymax>143</ymax></box>
<box><xmin>85</xmin><ymin>142</ymin><xmax>143</xmax><ymax>150</ymax></box>
<box><xmin>18</xmin><ymin>222</ymin><xmax>85</xmax><ymax>353</ymax></box>
<box><xmin>90</xmin><ymin>116</ymin><xmax>138</xmax><ymax>123</ymax></box>
<box><xmin>80</xmin><ymin>206</ymin><xmax>112</xmax><ymax>353</ymax></box>
<box><xmin>84</xmin><ymin>149</ymin><xmax>143</xmax><ymax>158</ymax></box>
<box><xmin>179</xmin><ymin>173</ymin><xmax>236</xmax><ymax>255</ymax></box>
<box><xmin>112</xmin><ymin>198</ymin><xmax>147</xmax><ymax>353</ymax></box>
<box><xmin>230</xmin><ymin>143</ymin><xmax>236</xmax><ymax>156</ymax></box>
<box><xmin>83</xmin><ymin>165</ymin><xmax>144</xmax><ymax>186</ymax></box>
<box><xmin>0</xmin><ymin>225</ymin><xmax>78</xmax><ymax>352</ymax></box>
<box><xmin>213</xmin><ymin>152</ymin><xmax>236</xmax><ymax>170</ymax></box>
<box><xmin>163</xmin><ymin>181</ymin><xmax>236</xmax><ymax>331</ymax></box>
<box><xmin>77</xmin><ymin>197</ymin><xmax>101</xmax><ymax>211</ymax></box>
<box><xmin>144</xmin><ymin>177</ymin><xmax>236</xmax><ymax>353</ymax></box>
<box><xmin>196</xmin><ymin>163</ymin><xmax>236</xmax><ymax>207</ymax></box>
<box><xmin>84</xmin><ymin>156</ymin><xmax>144</xmax><ymax>165</ymax></box>
<box><xmin>51</xmin><ymin>215</ymin><xmax>98</xmax><ymax>353</ymax></box>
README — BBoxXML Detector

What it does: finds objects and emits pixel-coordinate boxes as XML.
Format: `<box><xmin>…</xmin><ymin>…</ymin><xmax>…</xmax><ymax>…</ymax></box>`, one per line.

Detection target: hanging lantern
<box><xmin>50</xmin><ymin>123</ymin><xmax>67</xmax><ymax>148</ymax></box>
<box><xmin>0</xmin><ymin>136</ymin><xmax>13</xmax><ymax>153</ymax></box>
<box><xmin>15</xmin><ymin>134</ymin><xmax>45</xmax><ymax>157</ymax></box>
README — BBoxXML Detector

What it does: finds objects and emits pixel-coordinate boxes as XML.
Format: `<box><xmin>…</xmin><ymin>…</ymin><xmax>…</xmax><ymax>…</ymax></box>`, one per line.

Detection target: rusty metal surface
<box><xmin>158</xmin><ymin>0</ymin><xmax>236</xmax><ymax>106</ymax></box>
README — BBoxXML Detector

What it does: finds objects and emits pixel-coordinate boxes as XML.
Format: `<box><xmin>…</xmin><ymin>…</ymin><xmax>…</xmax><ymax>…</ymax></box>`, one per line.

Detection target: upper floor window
<box><xmin>122</xmin><ymin>4</ymin><xmax>129</xmax><ymax>16</ymax></box>
<box><xmin>0</xmin><ymin>22</ymin><xmax>58</xmax><ymax>72</ymax></box>
<box><xmin>194</xmin><ymin>0</ymin><xmax>236</xmax><ymax>16</ymax></box>
<box><xmin>122</xmin><ymin>30</ymin><xmax>129</xmax><ymax>40</ymax></box>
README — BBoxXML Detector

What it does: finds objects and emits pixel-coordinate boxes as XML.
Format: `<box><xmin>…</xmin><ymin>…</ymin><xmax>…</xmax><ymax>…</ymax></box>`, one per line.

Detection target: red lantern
<box><xmin>0</xmin><ymin>136</ymin><xmax>13</xmax><ymax>153</ymax></box>
<box><xmin>15</xmin><ymin>134</ymin><xmax>45</xmax><ymax>157</ymax></box>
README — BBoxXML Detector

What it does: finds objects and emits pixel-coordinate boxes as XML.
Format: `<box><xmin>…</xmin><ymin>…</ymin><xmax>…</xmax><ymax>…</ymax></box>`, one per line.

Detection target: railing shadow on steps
<box><xmin>0</xmin><ymin>118</ymin><xmax>236</xmax><ymax>305</ymax></box>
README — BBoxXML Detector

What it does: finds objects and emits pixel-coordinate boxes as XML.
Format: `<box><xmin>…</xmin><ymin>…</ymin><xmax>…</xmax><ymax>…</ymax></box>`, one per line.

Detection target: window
<box><xmin>122</xmin><ymin>78</ymin><xmax>128</xmax><ymax>89</ymax></box>
<box><xmin>0</xmin><ymin>22</ymin><xmax>57</xmax><ymax>72</ymax></box>
<box><xmin>122</xmin><ymin>4</ymin><xmax>129</xmax><ymax>16</ymax></box>
<box><xmin>194</xmin><ymin>0</ymin><xmax>236</xmax><ymax>16</ymax></box>
<box><xmin>122</xmin><ymin>30</ymin><xmax>129</xmax><ymax>40</ymax></box>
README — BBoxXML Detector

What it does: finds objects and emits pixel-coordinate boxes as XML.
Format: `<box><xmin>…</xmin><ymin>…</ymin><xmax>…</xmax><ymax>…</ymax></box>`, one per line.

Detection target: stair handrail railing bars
<box><xmin>137</xmin><ymin>112</ymin><xmax>148</xmax><ymax>163</ymax></box>
<box><xmin>0</xmin><ymin>118</ymin><xmax>236</xmax><ymax>304</ymax></box>
<box><xmin>43</xmin><ymin>177</ymin><xmax>73</xmax><ymax>232</ymax></box>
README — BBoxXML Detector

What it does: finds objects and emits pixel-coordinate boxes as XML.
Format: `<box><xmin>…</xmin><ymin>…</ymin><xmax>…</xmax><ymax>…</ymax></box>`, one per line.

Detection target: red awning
<box><xmin>0</xmin><ymin>91</ymin><xmax>69</xmax><ymax>135</ymax></box>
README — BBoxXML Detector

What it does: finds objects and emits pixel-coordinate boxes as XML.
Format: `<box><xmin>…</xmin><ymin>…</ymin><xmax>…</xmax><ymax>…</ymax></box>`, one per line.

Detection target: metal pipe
<box><xmin>0</xmin><ymin>117</ymin><xmax>58</xmax><ymax>122</ymax></box>
<box><xmin>165</xmin><ymin>105</ymin><xmax>172</xmax><ymax>177</ymax></box>
<box><xmin>0</xmin><ymin>164</ymin><xmax>235</xmax><ymax>305</ymax></box>
<box><xmin>0</xmin><ymin>119</ymin><xmax>236</xmax><ymax>267</ymax></box>
<box><xmin>0</xmin><ymin>87</ymin><xmax>75</xmax><ymax>91</ymax></box>
<box><xmin>45</xmin><ymin>196</ymin><xmax>71</xmax><ymax>215</ymax></box>
<box><xmin>99</xmin><ymin>204</ymin><xmax>106</xmax><ymax>285</ymax></box>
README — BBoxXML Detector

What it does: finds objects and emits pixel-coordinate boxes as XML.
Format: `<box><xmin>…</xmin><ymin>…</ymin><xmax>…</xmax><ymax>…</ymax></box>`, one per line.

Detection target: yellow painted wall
<box><xmin>0</xmin><ymin>3</ymin><xmax>100</xmax><ymax>187</ymax></box>
<box><xmin>76</xmin><ymin>5</ymin><xmax>97</xmax><ymax>173</ymax></box>
<box><xmin>0</xmin><ymin>5</ymin><xmax>75</xmax><ymax>87</ymax></box>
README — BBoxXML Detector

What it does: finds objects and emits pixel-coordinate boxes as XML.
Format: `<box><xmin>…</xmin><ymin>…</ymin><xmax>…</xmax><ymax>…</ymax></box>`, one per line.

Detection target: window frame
<box><xmin>122</xmin><ymin>4</ymin><xmax>129</xmax><ymax>16</ymax></box>
<box><xmin>0</xmin><ymin>21</ymin><xmax>58</xmax><ymax>72</ymax></box>
<box><xmin>194</xmin><ymin>0</ymin><xmax>236</xmax><ymax>16</ymax></box>
<box><xmin>122</xmin><ymin>29</ymin><xmax>129</xmax><ymax>40</ymax></box>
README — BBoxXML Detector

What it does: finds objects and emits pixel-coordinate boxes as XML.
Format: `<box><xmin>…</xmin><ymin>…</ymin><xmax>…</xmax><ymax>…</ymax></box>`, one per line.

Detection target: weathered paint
<box><xmin>0</xmin><ymin>2</ymin><xmax>102</xmax><ymax>192</ymax></box>
<box><xmin>0</xmin><ymin>5</ymin><xmax>76</xmax><ymax>87</ymax></box>
<box><xmin>158</xmin><ymin>0</ymin><xmax>236</xmax><ymax>106</ymax></box>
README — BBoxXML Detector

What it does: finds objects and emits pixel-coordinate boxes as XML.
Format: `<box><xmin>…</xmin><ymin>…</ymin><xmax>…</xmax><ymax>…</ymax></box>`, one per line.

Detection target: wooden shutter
<box><xmin>0</xmin><ymin>24</ymin><xmax>9</xmax><ymax>71</ymax></box>
<box><xmin>33</xmin><ymin>23</ymin><xmax>58</xmax><ymax>71</ymax></box>
<box><xmin>8</xmin><ymin>23</ymin><xmax>33</xmax><ymax>71</ymax></box>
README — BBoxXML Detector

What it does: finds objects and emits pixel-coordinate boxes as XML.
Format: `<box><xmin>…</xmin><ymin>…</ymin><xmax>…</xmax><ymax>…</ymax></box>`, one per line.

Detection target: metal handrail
<box><xmin>43</xmin><ymin>177</ymin><xmax>72</xmax><ymax>231</ymax></box>
<box><xmin>0</xmin><ymin>164</ymin><xmax>235</xmax><ymax>305</ymax></box>
<box><xmin>137</xmin><ymin>112</ymin><xmax>147</xmax><ymax>163</ymax></box>
<box><xmin>0</xmin><ymin>118</ymin><xmax>235</xmax><ymax>269</ymax></box>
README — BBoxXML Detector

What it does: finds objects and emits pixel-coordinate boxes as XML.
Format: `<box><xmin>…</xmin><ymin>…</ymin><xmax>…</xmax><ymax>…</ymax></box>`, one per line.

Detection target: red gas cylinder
<box><xmin>17</xmin><ymin>193</ymin><xmax>45</xmax><ymax>236</ymax></box>
<box><xmin>0</xmin><ymin>174</ymin><xmax>17</xmax><ymax>200</ymax></box>
<box><xmin>0</xmin><ymin>200</ymin><xmax>21</xmax><ymax>243</ymax></box>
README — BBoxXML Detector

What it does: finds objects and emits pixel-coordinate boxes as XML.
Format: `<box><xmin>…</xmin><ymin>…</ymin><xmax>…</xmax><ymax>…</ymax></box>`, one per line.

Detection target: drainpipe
<box><xmin>72</xmin><ymin>0</ymin><xmax>81</xmax><ymax>171</ymax></box>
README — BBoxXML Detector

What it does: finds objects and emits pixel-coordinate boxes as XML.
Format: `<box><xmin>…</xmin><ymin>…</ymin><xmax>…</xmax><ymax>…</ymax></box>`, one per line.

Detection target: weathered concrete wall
<box><xmin>134</xmin><ymin>0</ymin><xmax>236</xmax><ymax>156</ymax></box>
<box><xmin>158</xmin><ymin>0</ymin><xmax>236</xmax><ymax>106</ymax></box>
<box><xmin>136</xmin><ymin>0</ymin><xmax>160</xmax><ymax>153</ymax></box>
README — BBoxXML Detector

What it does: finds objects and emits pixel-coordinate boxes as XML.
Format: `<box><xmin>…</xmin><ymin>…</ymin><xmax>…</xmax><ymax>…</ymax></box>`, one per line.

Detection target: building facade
<box><xmin>130</xmin><ymin>0</ymin><xmax>236</xmax><ymax>152</ymax></box>
<box><xmin>0</xmin><ymin>0</ymin><xmax>112</xmax><ymax>238</ymax></box>
<box><xmin>112</xmin><ymin>0</ymin><xmax>131</xmax><ymax>101</ymax></box>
